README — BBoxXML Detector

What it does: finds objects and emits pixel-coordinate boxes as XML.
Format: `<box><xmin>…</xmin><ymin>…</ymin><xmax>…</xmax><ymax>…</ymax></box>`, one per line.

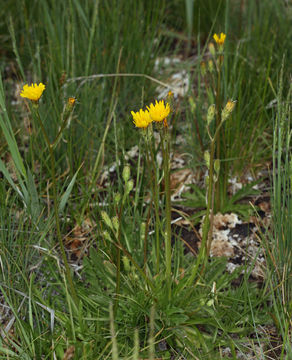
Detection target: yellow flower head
<box><xmin>68</xmin><ymin>97</ymin><xmax>76</xmax><ymax>106</ymax></box>
<box><xmin>213</xmin><ymin>32</ymin><xmax>226</xmax><ymax>46</ymax></box>
<box><xmin>147</xmin><ymin>100</ymin><xmax>170</xmax><ymax>122</ymax></box>
<box><xmin>64</xmin><ymin>97</ymin><xmax>76</xmax><ymax>115</ymax></box>
<box><xmin>225</xmin><ymin>99</ymin><xmax>236</xmax><ymax>113</ymax></box>
<box><xmin>20</xmin><ymin>83</ymin><xmax>46</xmax><ymax>102</ymax></box>
<box><xmin>221</xmin><ymin>99</ymin><xmax>236</xmax><ymax>121</ymax></box>
<box><xmin>131</xmin><ymin>109</ymin><xmax>152</xmax><ymax>128</ymax></box>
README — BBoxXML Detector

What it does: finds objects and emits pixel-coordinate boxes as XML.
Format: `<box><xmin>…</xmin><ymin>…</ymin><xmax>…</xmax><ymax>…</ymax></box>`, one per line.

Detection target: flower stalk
<box><xmin>186</xmin><ymin>98</ymin><xmax>235</xmax><ymax>287</ymax></box>
<box><xmin>145</xmin><ymin>134</ymin><xmax>161</xmax><ymax>274</ymax></box>
<box><xmin>32</xmin><ymin>107</ymin><xmax>78</xmax><ymax>306</ymax></box>
<box><xmin>214</xmin><ymin>51</ymin><xmax>223</xmax><ymax>212</ymax></box>
<box><xmin>160</xmin><ymin>126</ymin><xmax>172</xmax><ymax>300</ymax></box>
<box><xmin>19</xmin><ymin>82</ymin><xmax>79</xmax><ymax>307</ymax></box>
<box><xmin>131</xmin><ymin>99</ymin><xmax>172</xmax><ymax>299</ymax></box>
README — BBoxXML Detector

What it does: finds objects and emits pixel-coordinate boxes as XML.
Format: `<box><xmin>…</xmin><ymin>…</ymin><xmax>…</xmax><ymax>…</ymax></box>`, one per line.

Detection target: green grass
<box><xmin>0</xmin><ymin>0</ymin><xmax>292</xmax><ymax>358</ymax></box>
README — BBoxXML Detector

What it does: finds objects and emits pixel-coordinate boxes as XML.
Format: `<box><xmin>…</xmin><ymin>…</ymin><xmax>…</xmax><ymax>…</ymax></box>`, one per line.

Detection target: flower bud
<box><xmin>214</xmin><ymin>159</ymin><xmax>220</xmax><ymax>175</ymax></box>
<box><xmin>207</xmin><ymin>298</ymin><xmax>214</xmax><ymax>307</ymax></box>
<box><xmin>200</xmin><ymin>61</ymin><xmax>207</xmax><ymax>76</ymax></box>
<box><xmin>208</xmin><ymin>42</ymin><xmax>216</xmax><ymax>57</ymax></box>
<box><xmin>204</xmin><ymin>151</ymin><xmax>210</xmax><ymax>168</ymax></box>
<box><xmin>188</xmin><ymin>97</ymin><xmax>196</xmax><ymax>114</ymax></box>
<box><xmin>101</xmin><ymin>211</ymin><xmax>113</xmax><ymax>230</ymax></box>
<box><xmin>112</xmin><ymin>216</ymin><xmax>119</xmax><ymax>233</ymax></box>
<box><xmin>122</xmin><ymin>165</ymin><xmax>131</xmax><ymax>183</ymax></box>
<box><xmin>114</xmin><ymin>192</ymin><xmax>121</xmax><ymax>204</ymax></box>
<box><xmin>125</xmin><ymin>179</ymin><xmax>134</xmax><ymax>194</ymax></box>
<box><xmin>205</xmin><ymin>175</ymin><xmax>209</xmax><ymax>188</ymax></box>
<box><xmin>122</xmin><ymin>256</ymin><xmax>131</xmax><ymax>272</ymax></box>
<box><xmin>140</xmin><ymin>222</ymin><xmax>146</xmax><ymax>241</ymax></box>
<box><xmin>208</xmin><ymin>59</ymin><xmax>214</xmax><ymax>73</ymax></box>
<box><xmin>103</xmin><ymin>230</ymin><xmax>112</xmax><ymax>242</ymax></box>
<box><xmin>207</xmin><ymin>104</ymin><xmax>216</xmax><ymax>125</ymax></box>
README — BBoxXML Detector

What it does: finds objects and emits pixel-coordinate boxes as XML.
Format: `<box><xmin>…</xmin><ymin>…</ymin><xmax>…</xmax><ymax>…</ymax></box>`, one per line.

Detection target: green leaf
<box><xmin>0</xmin><ymin>158</ymin><xmax>24</xmax><ymax>200</ymax></box>
<box><xmin>27</xmin><ymin>167</ymin><xmax>41</xmax><ymax>222</ymax></box>
<box><xmin>59</xmin><ymin>164</ymin><xmax>82</xmax><ymax>213</ymax></box>
<box><xmin>0</xmin><ymin>74</ymin><xmax>27</xmax><ymax>178</ymax></box>
<box><xmin>228</xmin><ymin>179</ymin><xmax>261</xmax><ymax>205</ymax></box>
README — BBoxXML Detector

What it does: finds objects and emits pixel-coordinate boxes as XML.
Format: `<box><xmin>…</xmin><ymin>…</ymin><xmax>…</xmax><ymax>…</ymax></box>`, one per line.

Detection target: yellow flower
<box><xmin>147</xmin><ymin>100</ymin><xmax>170</xmax><ymax>122</ymax></box>
<box><xmin>221</xmin><ymin>99</ymin><xmax>236</xmax><ymax>121</ymax></box>
<box><xmin>20</xmin><ymin>83</ymin><xmax>46</xmax><ymax>102</ymax></box>
<box><xmin>68</xmin><ymin>97</ymin><xmax>76</xmax><ymax>106</ymax></box>
<box><xmin>213</xmin><ymin>32</ymin><xmax>226</xmax><ymax>46</ymax></box>
<box><xmin>131</xmin><ymin>109</ymin><xmax>152</xmax><ymax>128</ymax></box>
<box><xmin>225</xmin><ymin>100</ymin><xmax>236</xmax><ymax>113</ymax></box>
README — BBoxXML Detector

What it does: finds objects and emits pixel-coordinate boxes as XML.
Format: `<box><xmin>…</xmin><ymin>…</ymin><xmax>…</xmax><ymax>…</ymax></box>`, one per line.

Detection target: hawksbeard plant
<box><xmin>20</xmin><ymin>83</ymin><xmax>78</xmax><ymax>305</ymax></box>
<box><xmin>131</xmin><ymin>98</ymin><xmax>173</xmax><ymax>299</ymax></box>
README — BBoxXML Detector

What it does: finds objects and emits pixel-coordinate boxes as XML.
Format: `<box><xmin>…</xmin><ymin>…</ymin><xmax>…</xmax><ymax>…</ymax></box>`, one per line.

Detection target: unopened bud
<box><xmin>207</xmin><ymin>104</ymin><xmax>216</xmax><ymax>125</ymax></box>
<box><xmin>207</xmin><ymin>299</ymin><xmax>214</xmax><ymax>307</ymax></box>
<box><xmin>205</xmin><ymin>174</ymin><xmax>209</xmax><ymax>186</ymax></box>
<box><xmin>200</xmin><ymin>61</ymin><xmax>207</xmax><ymax>76</ymax></box>
<box><xmin>112</xmin><ymin>216</ymin><xmax>119</xmax><ymax>233</ymax></box>
<box><xmin>122</xmin><ymin>256</ymin><xmax>131</xmax><ymax>272</ymax></box>
<box><xmin>122</xmin><ymin>165</ymin><xmax>131</xmax><ymax>183</ymax></box>
<box><xmin>114</xmin><ymin>192</ymin><xmax>121</xmax><ymax>204</ymax></box>
<box><xmin>103</xmin><ymin>230</ymin><xmax>112</xmax><ymax>242</ymax></box>
<box><xmin>140</xmin><ymin>222</ymin><xmax>146</xmax><ymax>241</ymax></box>
<box><xmin>204</xmin><ymin>151</ymin><xmax>210</xmax><ymax>168</ymax></box>
<box><xmin>125</xmin><ymin>179</ymin><xmax>134</xmax><ymax>194</ymax></box>
<box><xmin>214</xmin><ymin>159</ymin><xmax>220</xmax><ymax>175</ymax></box>
<box><xmin>208</xmin><ymin>42</ymin><xmax>216</xmax><ymax>57</ymax></box>
<box><xmin>208</xmin><ymin>59</ymin><xmax>214</xmax><ymax>73</ymax></box>
<box><xmin>101</xmin><ymin>211</ymin><xmax>113</xmax><ymax>230</ymax></box>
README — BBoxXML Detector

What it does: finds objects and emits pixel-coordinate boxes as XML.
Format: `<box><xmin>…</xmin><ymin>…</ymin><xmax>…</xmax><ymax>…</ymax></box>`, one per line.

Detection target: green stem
<box><xmin>114</xmin><ymin>205</ymin><xmax>122</xmax><ymax>315</ymax></box>
<box><xmin>186</xmin><ymin>120</ymin><xmax>225</xmax><ymax>287</ymax></box>
<box><xmin>203</xmin><ymin>121</ymin><xmax>225</xmax><ymax>258</ymax></box>
<box><xmin>52</xmin><ymin>108</ymin><xmax>74</xmax><ymax>148</ymax></box>
<box><xmin>215</xmin><ymin>62</ymin><xmax>222</xmax><ymax>212</ymax></box>
<box><xmin>148</xmin><ymin>139</ymin><xmax>161</xmax><ymax>274</ymax></box>
<box><xmin>33</xmin><ymin>108</ymin><xmax>78</xmax><ymax>306</ymax></box>
<box><xmin>160</xmin><ymin>127</ymin><xmax>172</xmax><ymax>300</ymax></box>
